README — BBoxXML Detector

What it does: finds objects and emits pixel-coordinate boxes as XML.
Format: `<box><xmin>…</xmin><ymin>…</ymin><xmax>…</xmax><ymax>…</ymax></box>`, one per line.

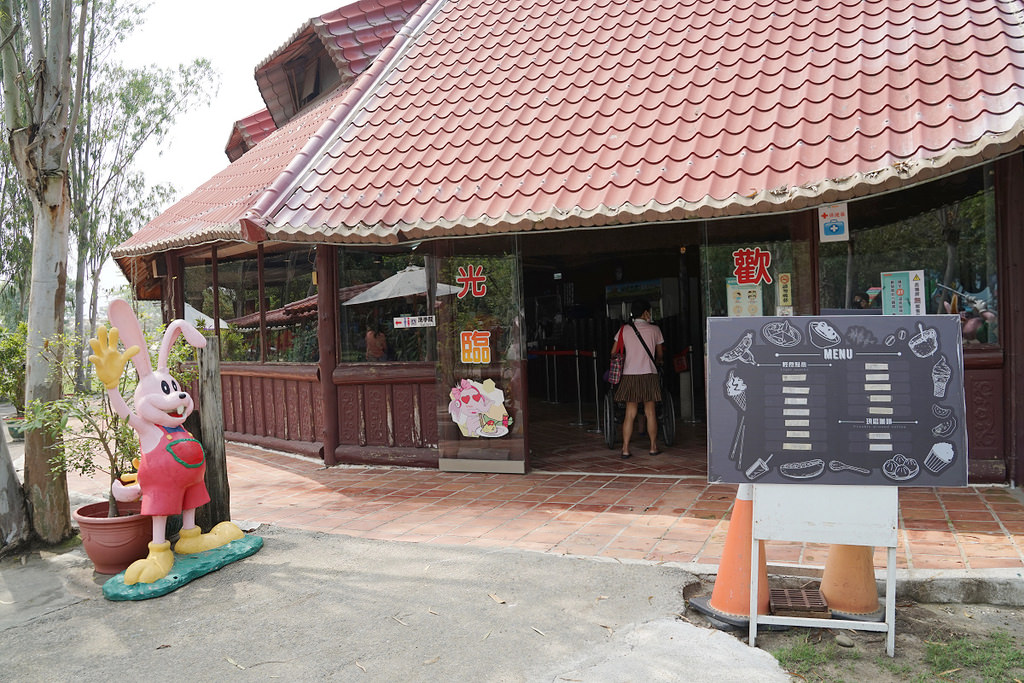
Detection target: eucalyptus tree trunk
<box><xmin>2</xmin><ymin>0</ymin><xmax>88</xmax><ymax>543</ymax></box>
<box><xmin>20</xmin><ymin>171</ymin><xmax>72</xmax><ymax>542</ymax></box>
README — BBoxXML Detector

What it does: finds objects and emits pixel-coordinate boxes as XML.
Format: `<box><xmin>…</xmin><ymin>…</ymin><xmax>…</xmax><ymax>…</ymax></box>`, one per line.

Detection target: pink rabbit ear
<box><xmin>157</xmin><ymin>320</ymin><xmax>207</xmax><ymax>372</ymax></box>
<box><xmin>107</xmin><ymin>298</ymin><xmax>152</xmax><ymax>378</ymax></box>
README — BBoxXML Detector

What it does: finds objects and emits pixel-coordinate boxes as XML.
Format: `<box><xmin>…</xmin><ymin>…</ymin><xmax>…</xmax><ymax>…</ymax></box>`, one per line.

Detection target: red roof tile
<box><xmin>226</xmin><ymin>282</ymin><xmax>377</xmax><ymax>329</ymax></box>
<box><xmin>225</xmin><ymin>108</ymin><xmax>277</xmax><ymax>162</ymax></box>
<box><xmin>114</xmin><ymin>0</ymin><xmax>430</xmax><ymax>268</ymax></box>
<box><xmin>263</xmin><ymin>0</ymin><xmax>1024</xmax><ymax>242</ymax></box>
<box><xmin>114</xmin><ymin>89</ymin><xmax>348</xmax><ymax>260</ymax></box>
<box><xmin>255</xmin><ymin>0</ymin><xmax>424</xmax><ymax>127</ymax></box>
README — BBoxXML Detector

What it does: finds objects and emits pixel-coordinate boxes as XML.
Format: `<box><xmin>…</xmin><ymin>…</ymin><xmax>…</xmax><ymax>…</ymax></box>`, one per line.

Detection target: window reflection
<box><xmin>338</xmin><ymin>250</ymin><xmax>433</xmax><ymax>362</ymax></box>
<box><xmin>260</xmin><ymin>247</ymin><xmax>318</xmax><ymax>362</ymax></box>
<box><xmin>818</xmin><ymin>165</ymin><xmax>998</xmax><ymax>346</ymax></box>
<box><xmin>217</xmin><ymin>257</ymin><xmax>263</xmax><ymax>361</ymax></box>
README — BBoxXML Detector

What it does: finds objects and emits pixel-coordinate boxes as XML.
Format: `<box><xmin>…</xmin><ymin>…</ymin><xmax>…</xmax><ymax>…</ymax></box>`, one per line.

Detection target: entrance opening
<box><xmin>520</xmin><ymin>225</ymin><xmax>707</xmax><ymax>476</ymax></box>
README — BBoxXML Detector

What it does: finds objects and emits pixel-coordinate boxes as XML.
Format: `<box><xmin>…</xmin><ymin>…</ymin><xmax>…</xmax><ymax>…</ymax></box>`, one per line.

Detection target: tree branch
<box><xmin>60</xmin><ymin>0</ymin><xmax>89</xmax><ymax>167</ymax></box>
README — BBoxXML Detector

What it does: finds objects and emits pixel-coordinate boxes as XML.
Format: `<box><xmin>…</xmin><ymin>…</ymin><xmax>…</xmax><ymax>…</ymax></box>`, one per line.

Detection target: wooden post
<box><xmin>195</xmin><ymin>337</ymin><xmax>230</xmax><ymax>531</ymax></box>
<box><xmin>317</xmin><ymin>245</ymin><xmax>339</xmax><ymax>464</ymax></box>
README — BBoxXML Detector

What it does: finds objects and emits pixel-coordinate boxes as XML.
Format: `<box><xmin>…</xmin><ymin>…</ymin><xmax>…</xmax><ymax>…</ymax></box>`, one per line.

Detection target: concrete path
<box><xmin>1</xmin><ymin>527</ymin><xmax>789</xmax><ymax>682</ymax></box>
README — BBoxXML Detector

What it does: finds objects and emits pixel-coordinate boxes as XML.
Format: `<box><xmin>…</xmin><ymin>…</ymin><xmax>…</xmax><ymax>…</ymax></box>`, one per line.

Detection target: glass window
<box><xmin>818</xmin><ymin>165</ymin><xmax>998</xmax><ymax>346</ymax></box>
<box><xmin>182</xmin><ymin>261</ymin><xmax>216</xmax><ymax>333</ymax></box>
<box><xmin>434</xmin><ymin>237</ymin><xmax>525</xmax><ymax>461</ymax></box>
<box><xmin>700</xmin><ymin>216</ymin><xmax>815</xmax><ymax>328</ymax></box>
<box><xmin>337</xmin><ymin>250</ymin><xmax>428</xmax><ymax>362</ymax></box>
<box><xmin>261</xmin><ymin>247</ymin><xmax>318</xmax><ymax>362</ymax></box>
<box><xmin>217</xmin><ymin>256</ymin><xmax>262</xmax><ymax>361</ymax></box>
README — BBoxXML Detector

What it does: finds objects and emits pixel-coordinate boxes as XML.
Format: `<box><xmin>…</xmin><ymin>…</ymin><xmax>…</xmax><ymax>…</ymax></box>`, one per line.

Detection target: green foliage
<box><xmin>0</xmin><ymin>130</ymin><xmax>33</xmax><ymax>327</ymax></box>
<box><xmin>0</xmin><ymin>322</ymin><xmax>27</xmax><ymax>414</ymax></box>
<box><xmin>22</xmin><ymin>332</ymin><xmax>139</xmax><ymax>505</ymax></box>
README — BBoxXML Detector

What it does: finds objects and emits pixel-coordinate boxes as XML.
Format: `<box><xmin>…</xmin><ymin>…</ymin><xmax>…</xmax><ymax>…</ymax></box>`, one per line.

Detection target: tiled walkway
<box><xmin>60</xmin><ymin>396</ymin><xmax>1024</xmax><ymax>574</ymax></box>
<box><xmin>222</xmin><ymin>446</ymin><xmax>1024</xmax><ymax>571</ymax></box>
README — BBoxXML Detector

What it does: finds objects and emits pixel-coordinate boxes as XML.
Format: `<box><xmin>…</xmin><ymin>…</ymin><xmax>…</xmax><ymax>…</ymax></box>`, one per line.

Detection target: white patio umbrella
<box><xmin>343</xmin><ymin>266</ymin><xmax>460</xmax><ymax>306</ymax></box>
<box><xmin>182</xmin><ymin>302</ymin><xmax>227</xmax><ymax>329</ymax></box>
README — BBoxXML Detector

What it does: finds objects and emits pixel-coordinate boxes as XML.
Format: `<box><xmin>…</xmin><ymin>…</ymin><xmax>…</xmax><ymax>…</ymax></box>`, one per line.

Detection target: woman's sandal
<box><xmin>649</xmin><ymin>450</ymin><xmax>662</xmax><ymax>456</ymax></box>
<box><xmin>621</xmin><ymin>451</ymin><xmax>632</xmax><ymax>459</ymax></box>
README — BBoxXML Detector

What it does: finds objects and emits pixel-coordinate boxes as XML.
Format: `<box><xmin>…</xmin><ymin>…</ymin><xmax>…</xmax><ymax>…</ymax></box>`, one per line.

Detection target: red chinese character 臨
<box><xmin>732</xmin><ymin>247</ymin><xmax>773</xmax><ymax>285</ymax></box>
<box><xmin>455</xmin><ymin>265</ymin><xmax>487</xmax><ymax>298</ymax></box>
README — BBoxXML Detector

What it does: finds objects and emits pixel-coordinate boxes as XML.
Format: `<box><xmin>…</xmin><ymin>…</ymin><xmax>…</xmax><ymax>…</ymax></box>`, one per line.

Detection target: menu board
<box><xmin>707</xmin><ymin>315</ymin><xmax>967</xmax><ymax>487</ymax></box>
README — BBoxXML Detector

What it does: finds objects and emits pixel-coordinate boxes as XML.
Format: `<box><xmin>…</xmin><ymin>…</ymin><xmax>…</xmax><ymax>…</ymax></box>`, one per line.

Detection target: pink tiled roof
<box><xmin>225</xmin><ymin>108</ymin><xmax>277</xmax><ymax>162</ymax></box>
<box><xmin>114</xmin><ymin>0</ymin><xmax>431</xmax><ymax>270</ymax></box>
<box><xmin>113</xmin><ymin>89</ymin><xmax>348</xmax><ymax>261</ymax></box>
<box><xmin>255</xmin><ymin>0</ymin><xmax>424</xmax><ymax>127</ymax></box>
<box><xmin>265</xmin><ymin>0</ymin><xmax>1024</xmax><ymax>242</ymax></box>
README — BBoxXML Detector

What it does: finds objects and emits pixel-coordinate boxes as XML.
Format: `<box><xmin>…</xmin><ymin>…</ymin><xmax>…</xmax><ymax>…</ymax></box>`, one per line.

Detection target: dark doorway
<box><xmin>519</xmin><ymin>225</ymin><xmax>707</xmax><ymax>476</ymax></box>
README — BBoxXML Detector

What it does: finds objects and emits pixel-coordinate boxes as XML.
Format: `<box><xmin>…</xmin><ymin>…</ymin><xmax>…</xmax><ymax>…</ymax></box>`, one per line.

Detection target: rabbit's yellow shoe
<box><xmin>174</xmin><ymin>522</ymin><xmax>245</xmax><ymax>554</ymax></box>
<box><xmin>124</xmin><ymin>541</ymin><xmax>174</xmax><ymax>585</ymax></box>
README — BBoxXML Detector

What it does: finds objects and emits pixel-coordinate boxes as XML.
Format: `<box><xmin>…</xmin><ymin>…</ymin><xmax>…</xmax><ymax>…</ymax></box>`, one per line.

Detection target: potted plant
<box><xmin>24</xmin><ymin>327</ymin><xmax>199</xmax><ymax>574</ymax></box>
<box><xmin>0</xmin><ymin>323</ymin><xmax>28</xmax><ymax>441</ymax></box>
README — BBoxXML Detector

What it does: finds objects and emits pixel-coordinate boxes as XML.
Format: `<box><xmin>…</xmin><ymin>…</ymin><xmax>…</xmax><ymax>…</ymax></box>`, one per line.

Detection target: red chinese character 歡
<box><xmin>732</xmin><ymin>247</ymin><xmax>773</xmax><ymax>285</ymax></box>
<box><xmin>455</xmin><ymin>265</ymin><xmax>487</xmax><ymax>298</ymax></box>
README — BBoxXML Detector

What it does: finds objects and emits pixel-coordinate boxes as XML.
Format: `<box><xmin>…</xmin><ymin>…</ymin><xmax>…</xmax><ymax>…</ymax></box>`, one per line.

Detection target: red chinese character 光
<box><xmin>732</xmin><ymin>247</ymin><xmax>773</xmax><ymax>285</ymax></box>
<box><xmin>455</xmin><ymin>265</ymin><xmax>487</xmax><ymax>298</ymax></box>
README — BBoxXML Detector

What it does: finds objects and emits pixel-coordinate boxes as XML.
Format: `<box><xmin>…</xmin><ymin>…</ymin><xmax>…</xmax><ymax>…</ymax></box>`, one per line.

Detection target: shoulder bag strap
<box><xmin>613</xmin><ymin>326</ymin><xmax>626</xmax><ymax>354</ymax></box>
<box><xmin>629</xmin><ymin>321</ymin><xmax>658</xmax><ymax>368</ymax></box>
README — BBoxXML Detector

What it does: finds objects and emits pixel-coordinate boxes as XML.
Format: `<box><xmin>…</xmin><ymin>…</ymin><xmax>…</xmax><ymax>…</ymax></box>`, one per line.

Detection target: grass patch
<box><xmin>925</xmin><ymin>630</ymin><xmax>1024</xmax><ymax>682</ymax></box>
<box><xmin>771</xmin><ymin>634</ymin><xmax>854</xmax><ymax>676</ymax></box>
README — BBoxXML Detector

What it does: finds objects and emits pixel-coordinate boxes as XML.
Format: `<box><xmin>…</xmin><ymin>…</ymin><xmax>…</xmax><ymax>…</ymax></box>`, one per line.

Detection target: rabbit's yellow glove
<box><xmin>88</xmin><ymin>325</ymin><xmax>140</xmax><ymax>390</ymax></box>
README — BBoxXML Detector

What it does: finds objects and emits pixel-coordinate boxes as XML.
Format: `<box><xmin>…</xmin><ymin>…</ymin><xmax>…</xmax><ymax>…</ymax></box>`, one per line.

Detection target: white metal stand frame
<box><xmin>748</xmin><ymin>484</ymin><xmax>899</xmax><ymax>657</ymax></box>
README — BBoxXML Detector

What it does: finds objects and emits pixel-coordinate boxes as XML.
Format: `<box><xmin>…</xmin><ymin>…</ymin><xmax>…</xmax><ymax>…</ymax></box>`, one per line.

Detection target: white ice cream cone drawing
<box><xmin>725</xmin><ymin>369</ymin><xmax>747</xmax><ymax>412</ymax></box>
<box><xmin>931</xmin><ymin>355</ymin><xmax>951</xmax><ymax>398</ymax></box>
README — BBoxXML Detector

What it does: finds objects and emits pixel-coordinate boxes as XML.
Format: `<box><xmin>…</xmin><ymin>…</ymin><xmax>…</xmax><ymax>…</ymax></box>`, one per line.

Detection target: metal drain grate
<box><xmin>770</xmin><ymin>588</ymin><xmax>830</xmax><ymax>618</ymax></box>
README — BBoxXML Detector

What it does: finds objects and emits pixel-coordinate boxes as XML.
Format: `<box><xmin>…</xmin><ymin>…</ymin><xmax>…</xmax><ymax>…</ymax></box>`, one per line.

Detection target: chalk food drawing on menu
<box><xmin>709</xmin><ymin>316</ymin><xmax>965</xmax><ymax>487</ymax></box>
<box><xmin>724</xmin><ymin>369</ymin><xmax>748</xmax><ymax>471</ymax></box>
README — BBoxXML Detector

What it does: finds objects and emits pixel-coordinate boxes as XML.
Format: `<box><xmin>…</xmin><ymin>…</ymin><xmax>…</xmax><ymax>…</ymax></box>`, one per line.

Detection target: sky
<box><xmin>101</xmin><ymin>0</ymin><xmax>341</xmax><ymax>291</ymax></box>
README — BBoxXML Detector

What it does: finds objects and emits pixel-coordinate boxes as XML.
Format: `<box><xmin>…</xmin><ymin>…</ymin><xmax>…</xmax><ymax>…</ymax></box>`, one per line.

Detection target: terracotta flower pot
<box><xmin>72</xmin><ymin>501</ymin><xmax>151</xmax><ymax>575</ymax></box>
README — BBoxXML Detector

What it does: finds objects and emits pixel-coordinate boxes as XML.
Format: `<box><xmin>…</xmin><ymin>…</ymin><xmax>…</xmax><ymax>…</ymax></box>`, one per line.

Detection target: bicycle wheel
<box><xmin>660</xmin><ymin>390</ymin><xmax>676</xmax><ymax>447</ymax></box>
<box><xmin>603</xmin><ymin>391</ymin><xmax>617</xmax><ymax>449</ymax></box>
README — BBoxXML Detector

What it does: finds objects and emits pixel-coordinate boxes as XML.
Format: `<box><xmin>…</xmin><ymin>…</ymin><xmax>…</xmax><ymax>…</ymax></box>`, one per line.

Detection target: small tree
<box><xmin>0</xmin><ymin>322</ymin><xmax>27</xmax><ymax>414</ymax></box>
<box><xmin>24</xmin><ymin>326</ymin><xmax>199</xmax><ymax>517</ymax></box>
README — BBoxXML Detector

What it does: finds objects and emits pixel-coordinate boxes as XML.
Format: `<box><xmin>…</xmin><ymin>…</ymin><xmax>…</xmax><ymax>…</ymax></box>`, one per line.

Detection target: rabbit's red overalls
<box><xmin>138</xmin><ymin>425</ymin><xmax>210</xmax><ymax>516</ymax></box>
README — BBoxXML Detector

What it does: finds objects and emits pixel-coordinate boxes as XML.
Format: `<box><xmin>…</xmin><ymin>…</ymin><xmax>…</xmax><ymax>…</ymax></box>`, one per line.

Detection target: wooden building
<box><xmin>115</xmin><ymin>0</ymin><xmax>1024</xmax><ymax>483</ymax></box>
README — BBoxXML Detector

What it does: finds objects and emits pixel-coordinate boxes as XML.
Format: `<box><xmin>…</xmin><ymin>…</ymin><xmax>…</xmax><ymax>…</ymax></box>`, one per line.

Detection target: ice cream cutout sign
<box><xmin>449</xmin><ymin>378</ymin><xmax>513</xmax><ymax>438</ymax></box>
<box><xmin>707</xmin><ymin>315</ymin><xmax>968</xmax><ymax>487</ymax></box>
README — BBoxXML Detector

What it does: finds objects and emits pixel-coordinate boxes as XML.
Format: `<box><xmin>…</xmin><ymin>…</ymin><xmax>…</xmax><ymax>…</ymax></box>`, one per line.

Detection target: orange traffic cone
<box><xmin>820</xmin><ymin>544</ymin><xmax>883</xmax><ymax>621</ymax></box>
<box><xmin>689</xmin><ymin>484</ymin><xmax>770</xmax><ymax>628</ymax></box>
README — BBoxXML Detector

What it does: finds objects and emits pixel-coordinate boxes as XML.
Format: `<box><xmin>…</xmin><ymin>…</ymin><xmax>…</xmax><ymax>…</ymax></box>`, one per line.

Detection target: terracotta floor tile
<box><xmin>961</xmin><ymin>544</ymin><xmax>1022</xmax><ymax>558</ymax></box>
<box><xmin>910</xmin><ymin>541</ymin><xmax>962</xmax><ymax>556</ymax></box>
<box><xmin>951</xmin><ymin>521</ymin><xmax>1004</xmax><ymax>533</ymax></box>
<box><xmin>60</xmin><ymin>434</ymin><xmax>1024</xmax><ymax>578</ymax></box>
<box><xmin>600</xmin><ymin>548</ymin><xmax>650</xmax><ymax>560</ymax></box>
<box><xmin>967</xmin><ymin>557</ymin><xmax>1024</xmax><ymax>569</ymax></box>
<box><xmin>911</xmin><ymin>555</ymin><xmax>967</xmax><ymax>570</ymax></box>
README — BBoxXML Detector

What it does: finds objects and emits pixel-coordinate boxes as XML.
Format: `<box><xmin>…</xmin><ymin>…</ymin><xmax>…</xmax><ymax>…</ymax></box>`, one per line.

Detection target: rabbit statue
<box><xmin>88</xmin><ymin>298</ymin><xmax>243</xmax><ymax>584</ymax></box>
